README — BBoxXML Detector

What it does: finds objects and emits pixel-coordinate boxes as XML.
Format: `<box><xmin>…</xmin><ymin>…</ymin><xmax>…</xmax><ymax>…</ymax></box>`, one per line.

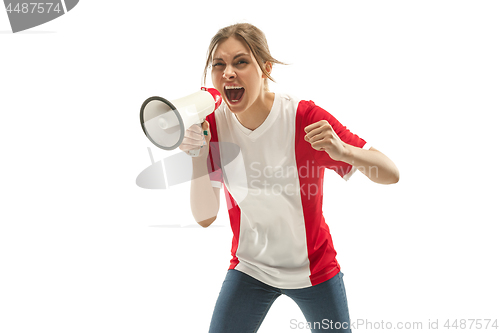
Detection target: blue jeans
<box><xmin>208</xmin><ymin>269</ymin><xmax>352</xmax><ymax>333</ymax></box>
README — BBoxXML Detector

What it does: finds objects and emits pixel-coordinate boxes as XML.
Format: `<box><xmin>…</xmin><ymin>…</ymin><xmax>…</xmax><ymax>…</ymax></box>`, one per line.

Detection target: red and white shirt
<box><xmin>206</xmin><ymin>93</ymin><xmax>369</xmax><ymax>289</ymax></box>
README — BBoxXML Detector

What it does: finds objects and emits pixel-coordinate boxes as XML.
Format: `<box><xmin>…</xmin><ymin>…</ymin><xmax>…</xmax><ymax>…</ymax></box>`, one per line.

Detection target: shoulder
<box><xmin>271</xmin><ymin>92</ymin><xmax>338</xmax><ymax>125</ymax></box>
<box><xmin>275</xmin><ymin>92</ymin><xmax>329</xmax><ymax>113</ymax></box>
<box><xmin>273</xmin><ymin>92</ymin><xmax>304</xmax><ymax>116</ymax></box>
<box><xmin>275</xmin><ymin>91</ymin><xmax>298</xmax><ymax>105</ymax></box>
<box><xmin>283</xmin><ymin>94</ymin><xmax>335</xmax><ymax>124</ymax></box>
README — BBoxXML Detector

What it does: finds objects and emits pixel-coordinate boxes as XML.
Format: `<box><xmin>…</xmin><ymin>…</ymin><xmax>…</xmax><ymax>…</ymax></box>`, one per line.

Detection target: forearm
<box><xmin>341</xmin><ymin>145</ymin><xmax>399</xmax><ymax>184</ymax></box>
<box><xmin>190</xmin><ymin>158</ymin><xmax>220</xmax><ymax>226</ymax></box>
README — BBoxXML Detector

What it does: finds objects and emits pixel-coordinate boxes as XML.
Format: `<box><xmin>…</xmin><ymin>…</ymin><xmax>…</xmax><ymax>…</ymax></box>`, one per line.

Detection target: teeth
<box><xmin>225</xmin><ymin>86</ymin><xmax>243</xmax><ymax>90</ymax></box>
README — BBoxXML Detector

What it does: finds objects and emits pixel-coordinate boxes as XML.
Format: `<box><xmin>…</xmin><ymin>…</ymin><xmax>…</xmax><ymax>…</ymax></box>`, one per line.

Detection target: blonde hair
<box><xmin>203</xmin><ymin>23</ymin><xmax>285</xmax><ymax>91</ymax></box>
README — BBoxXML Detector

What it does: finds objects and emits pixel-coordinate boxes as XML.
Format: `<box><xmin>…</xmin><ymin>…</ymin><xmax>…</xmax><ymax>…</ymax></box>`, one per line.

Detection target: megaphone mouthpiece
<box><xmin>202</xmin><ymin>87</ymin><xmax>223</xmax><ymax>110</ymax></box>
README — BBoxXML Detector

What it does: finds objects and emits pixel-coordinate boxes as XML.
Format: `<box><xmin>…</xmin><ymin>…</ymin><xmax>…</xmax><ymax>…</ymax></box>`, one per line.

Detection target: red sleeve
<box><xmin>206</xmin><ymin>112</ymin><xmax>223</xmax><ymax>187</ymax></box>
<box><xmin>297</xmin><ymin>100</ymin><xmax>368</xmax><ymax>179</ymax></box>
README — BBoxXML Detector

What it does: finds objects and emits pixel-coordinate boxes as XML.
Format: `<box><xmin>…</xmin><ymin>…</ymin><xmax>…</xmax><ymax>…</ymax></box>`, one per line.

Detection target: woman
<box><xmin>180</xmin><ymin>23</ymin><xmax>399</xmax><ymax>333</ymax></box>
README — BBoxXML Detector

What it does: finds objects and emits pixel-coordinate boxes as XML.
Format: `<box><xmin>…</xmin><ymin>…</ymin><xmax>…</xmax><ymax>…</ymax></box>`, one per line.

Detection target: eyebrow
<box><xmin>213</xmin><ymin>53</ymin><xmax>250</xmax><ymax>62</ymax></box>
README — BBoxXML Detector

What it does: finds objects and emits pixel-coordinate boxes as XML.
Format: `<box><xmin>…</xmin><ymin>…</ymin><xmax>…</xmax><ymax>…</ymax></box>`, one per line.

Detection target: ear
<box><xmin>262</xmin><ymin>61</ymin><xmax>273</xmax><ymax>78</ymax></box>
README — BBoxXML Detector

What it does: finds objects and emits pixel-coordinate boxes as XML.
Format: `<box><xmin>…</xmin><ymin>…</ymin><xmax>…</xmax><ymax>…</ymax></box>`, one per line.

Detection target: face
<box><xmin>211</xmin><ymin>36</ymin><xmax>268</xmax><ymax>114</ymax></box>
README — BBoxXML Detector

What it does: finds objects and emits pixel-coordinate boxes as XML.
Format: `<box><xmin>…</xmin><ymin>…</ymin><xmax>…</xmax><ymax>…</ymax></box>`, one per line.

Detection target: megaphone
<box><xmin>140</xmin><ymin>87</ymin><xmax>222</xmax><ymax>157</ymax></box>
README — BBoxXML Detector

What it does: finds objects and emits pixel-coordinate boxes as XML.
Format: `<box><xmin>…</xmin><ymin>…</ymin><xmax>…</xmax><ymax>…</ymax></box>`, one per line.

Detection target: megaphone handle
<box><xmin>187</xmin><ymin>123</ymin><xmax>206</xmax><ymax>157</ymax></box>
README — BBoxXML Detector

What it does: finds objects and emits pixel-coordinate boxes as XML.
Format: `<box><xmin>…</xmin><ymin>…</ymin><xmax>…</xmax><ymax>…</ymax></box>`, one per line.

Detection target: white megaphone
<box><xmin>140</xmin><ymin>87</ymin><xmax>222</xmax><ymax>157</ymax></box>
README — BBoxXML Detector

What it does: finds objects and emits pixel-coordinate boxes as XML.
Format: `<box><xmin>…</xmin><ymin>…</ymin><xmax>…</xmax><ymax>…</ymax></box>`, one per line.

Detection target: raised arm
<box><xmin>304</xmin><ymin>120</ymin><xmax>399</xmax><ymax>184</ymax></box>
<box><xmin>340</xmin><ymin>145</ymin><xmax>399</xmax><ymax>184</ymax></box>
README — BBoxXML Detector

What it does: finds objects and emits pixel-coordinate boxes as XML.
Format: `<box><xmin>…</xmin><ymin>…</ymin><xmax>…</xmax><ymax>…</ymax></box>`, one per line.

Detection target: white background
<box><xmin>1</xmin><ymin>1</ymin><xmax>499</xmax><ymax>332</ymax></box>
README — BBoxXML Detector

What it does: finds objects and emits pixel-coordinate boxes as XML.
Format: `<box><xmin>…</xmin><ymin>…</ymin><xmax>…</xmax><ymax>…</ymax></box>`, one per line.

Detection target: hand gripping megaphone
<box><xmin>140</xmin><ymin>87</ymin><xmax>222</xmax><ymax>157</ymax></box>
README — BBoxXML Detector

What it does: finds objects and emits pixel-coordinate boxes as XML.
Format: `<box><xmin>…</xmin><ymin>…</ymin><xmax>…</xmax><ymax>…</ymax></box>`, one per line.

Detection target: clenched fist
<box><xmin>179</xmin><ymin>121</ymin><xmax>211</xmax><ymax>158</ymax></box>
<box><xmin>304</xmin><ymin>120</ymin><xmax>347</xmax><ymax>161</ymax></box>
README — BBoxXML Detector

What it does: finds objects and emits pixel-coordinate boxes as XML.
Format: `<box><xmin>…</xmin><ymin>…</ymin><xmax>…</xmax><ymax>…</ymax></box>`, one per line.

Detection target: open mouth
<box><xmin>224</xmin><ymin>86</ymin><xmax>245</xmax><ymax>104</ymax></box>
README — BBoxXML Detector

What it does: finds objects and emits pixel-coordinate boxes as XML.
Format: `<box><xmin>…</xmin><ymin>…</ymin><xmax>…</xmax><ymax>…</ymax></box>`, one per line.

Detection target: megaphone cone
<box><xmin>140</xmin><ymin>87</ymin><xmax>221</xmax><ymax>156</ymax></box>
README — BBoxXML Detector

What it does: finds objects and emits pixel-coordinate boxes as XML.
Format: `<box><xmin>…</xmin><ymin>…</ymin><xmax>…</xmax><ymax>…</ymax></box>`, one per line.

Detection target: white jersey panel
<box><xmin>214</xmin><ymin>94</ymin><xmax>312</xmax><ymax>288</ymax></box>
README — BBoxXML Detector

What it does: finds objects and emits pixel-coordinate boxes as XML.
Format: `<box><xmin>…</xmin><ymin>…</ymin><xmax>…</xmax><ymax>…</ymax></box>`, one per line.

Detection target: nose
<box><xmin>222</xmin><ymin>65</ymin><xmax>236</xmax><ymax>80</ymax></box>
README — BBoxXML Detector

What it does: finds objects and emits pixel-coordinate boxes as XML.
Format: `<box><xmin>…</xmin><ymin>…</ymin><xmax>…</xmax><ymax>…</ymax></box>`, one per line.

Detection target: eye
<box><xmin>212</xmin><ymin>62</ymin><xmax>225</xmax><ymax>68</ymax></box>
<box><xmin>236</xmin><ymin>60</ymin><xmax>248</xmax><ymax>66</ymax></box>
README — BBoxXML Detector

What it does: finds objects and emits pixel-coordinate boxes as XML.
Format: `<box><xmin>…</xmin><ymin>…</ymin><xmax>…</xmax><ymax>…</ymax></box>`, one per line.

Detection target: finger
<box><xmin>304</xmin><ymin>120</ymin><xmax>324</xmax><ymax>133</ymax></box>
<box><xmin>202</xmin><ymin>120</ymin><xmax>209</xmax><ymax>132</ymax></box>
<box><xmin>179</xmin><ymin>145</ymin><xmax>205</xmax><ymax>155</ymax></box>
<box><xmin>181</xmin><ymin>136</ymin><xmax>205</xmax><ymax>146</ymax></box>
<box><xmin>307</xmin><ymin>135</ymin><xmax>327</xmax><ymax>148</ymax></box>
<box><xmin>179</xmin><ymin>143</ymin><xmax>202</xmax><ymax>150</ymax></box>
<box><xmin>305</xmin><ymin>133</ymin><xmax>318</xmax><ymax>143</ymax></box>
<box><xmin>179</xmin><ymin>137</ymin><xmax>205</xmax><ymax>148</ymax></box>
<box><xmin>304</xmin><ymin>120</ymin><xmax>328</xmax><ymax>134</ymax></box>
<box><xmin>304</xmin><ymin>121</ymin><xmax>332</xmax><ymax>142</ymax></box>
<box><xmin>185</xmin><ymin>129</ymin><xmax>203</xmax><ymax>142</ymax></box>
<box><xmin>186</xmin><ymin>123</ymin><xmax>202</xmax><ymax>132</ymax></box>
<box><xmin>202</xmin><ymin>120</ymin><xmax>210</xmax><ymax>135</ymax></box>
<box><xmin>304</xmin><ymin>127</ymin><xmax>325</xmax><ymax>142</ymax></box>
<box><xmin>306</xmin><ymin>125</ymin><xmax>334</xmax><ymax>143</ymax></box>
<box><xmin>185</xmin><ymin>130</ymin><xmax>204</xmax><ymax>141</ymax></box>
<box><xmin>310</xmin><ymin>138</ymin><xmax>329</xmax><ymax>151</ymax></box>
<box><xmin>202</xmin><ymin>120</ymin><xmax>211</xmax><ymax>141</ymax></box>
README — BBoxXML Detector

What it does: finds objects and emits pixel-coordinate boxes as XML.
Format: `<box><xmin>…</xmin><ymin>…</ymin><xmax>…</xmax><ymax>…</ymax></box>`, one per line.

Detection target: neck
<box><xmin>236</xmin><ymin>92</ymin><xmax>275</xmax><ymax>130</ymax></box>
